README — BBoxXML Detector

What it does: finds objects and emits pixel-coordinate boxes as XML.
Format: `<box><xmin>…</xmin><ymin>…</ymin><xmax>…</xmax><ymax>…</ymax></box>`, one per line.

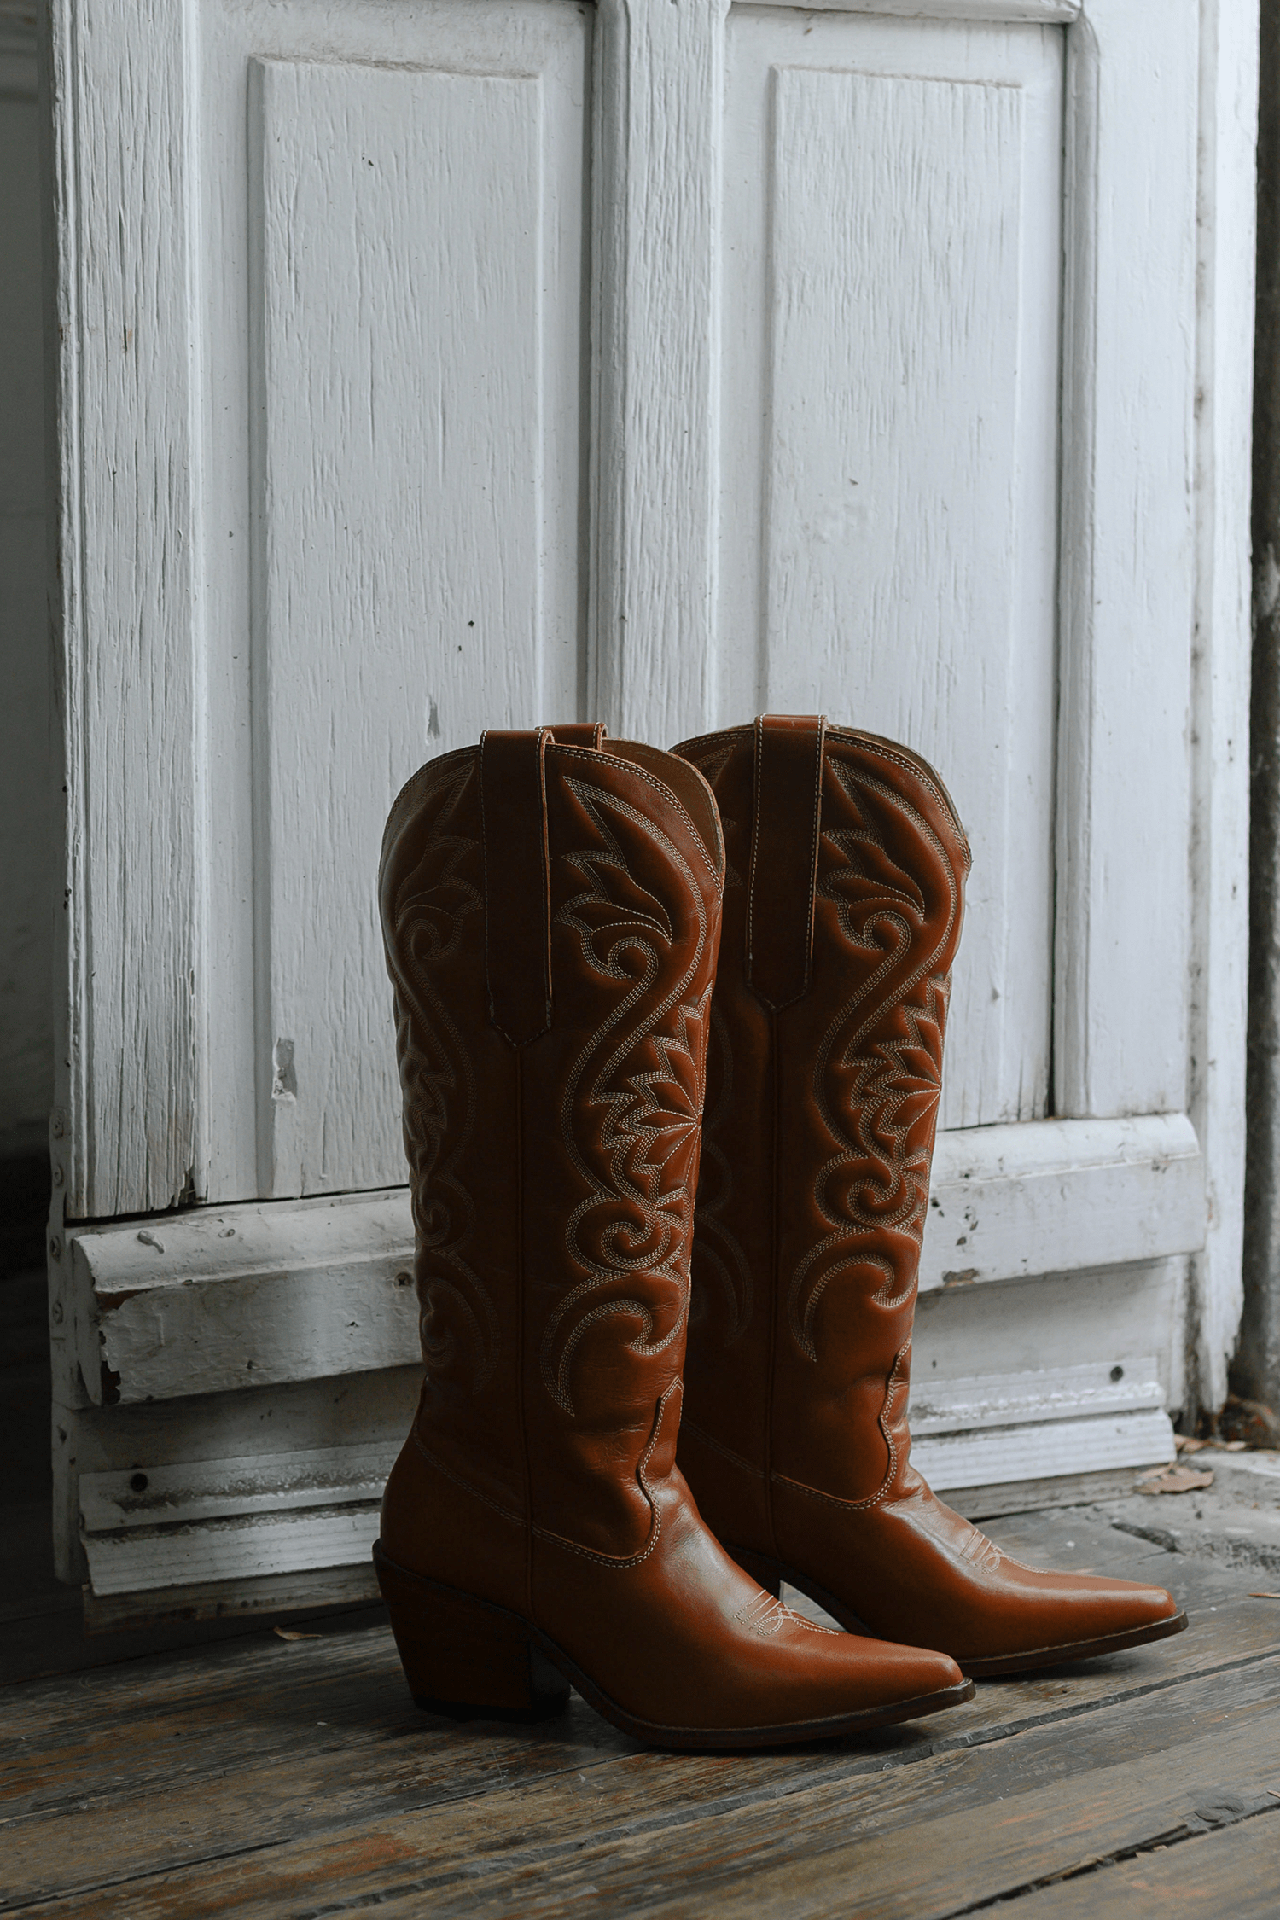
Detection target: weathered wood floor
<box><xmin>4</xmin><ymin>1514</ymin><xmax>1280</xmax><ymax>1919</ymax></box>
<box><xmin>5</xmin><ymin>1257</ymin><xmax>1280</xmax><ymax>1918</ymax></box>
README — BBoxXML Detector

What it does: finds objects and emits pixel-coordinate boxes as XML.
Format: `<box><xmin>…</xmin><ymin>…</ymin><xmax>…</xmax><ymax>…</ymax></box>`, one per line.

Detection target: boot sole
<box><xmin>728</xmin><ymin>1544</ymin><xmax>1190</xmax><ymax>1679</ymax></box>
<box><xmin>374</xmin><ymin>1542</ymin><xmax>975</xmax><ymax>1749</ymax></box>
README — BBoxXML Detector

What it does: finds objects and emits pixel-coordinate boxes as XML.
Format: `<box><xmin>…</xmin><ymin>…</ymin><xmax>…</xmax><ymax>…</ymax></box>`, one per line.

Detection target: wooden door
<box><xmin>44</xmin><ymin>0</ymin><xmax>1254</xmax><ymax>1618</ymax></box>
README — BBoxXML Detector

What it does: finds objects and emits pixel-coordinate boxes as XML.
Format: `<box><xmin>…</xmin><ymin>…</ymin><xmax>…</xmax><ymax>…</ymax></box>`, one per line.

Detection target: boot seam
<box><xmin>681</xmin><ymin>1417</ymin><xmax>766</xmax><ymax>1480</ymax></box>
<box><xmin>765</xmin><ymin>1006</ymin><xmax>780</xmax><ymax>1558</ymax></box>
<box><xmin>765</xmin><ymin>1346</ymin><xmax>907</xmax><ymax>1514</ymax></box>
<box><xmin>771</xmin><ymin>1468</ymin><xmax>892</xmax><ymax>1514</ymax></box>
<box><xmin>516</xmin><ymin>1045</ymin><xmax>535</xmax><ymax>1619</ymax></box>
<box><xmin>530</xmin><ymin>1376</ymin><xmax>676</xmax><ymax>1569</ymax></box>
<box><xmin>410</xmin><ymin>1427</ymin><xmax>526</xmax><ymax>1529</ymax></box>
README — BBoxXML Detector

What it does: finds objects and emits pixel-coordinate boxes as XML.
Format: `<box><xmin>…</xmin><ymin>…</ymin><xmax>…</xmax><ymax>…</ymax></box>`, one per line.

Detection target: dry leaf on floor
<box><xmin>1137</xmin><ymin>1464</ymin><xmax>1214</xmax><ymax>1495</ymax></box>
<box><xmin>273</xmin><ymin>1626</ymin><xmax>322</xmax><ymax>1641</ymax></box>
<box><xmin>1175</xmin><ymin>1435</ymin><xmax>1209</xmax><ymax>1454</ymax></box>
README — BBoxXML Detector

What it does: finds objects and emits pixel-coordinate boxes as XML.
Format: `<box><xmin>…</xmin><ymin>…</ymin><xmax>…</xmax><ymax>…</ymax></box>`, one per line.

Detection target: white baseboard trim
<box><xmin>65</xmin><ymin>1113</ymin><xmax>1205</xmax><ymax>1406</ymax></box>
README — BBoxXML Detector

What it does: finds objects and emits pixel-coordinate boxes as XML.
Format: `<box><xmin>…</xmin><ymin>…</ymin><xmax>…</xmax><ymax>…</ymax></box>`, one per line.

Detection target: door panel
<box><xmin>720</xmin><ymin>13</ymin><xmax>1063</xmax><ymax>1127</ymax></box>
<box><xmin>200</xmin><ymin>2</ymin><xmax>590</xmax><ymax>1204</ymax></box>
<box><xmin>48</xmin><ymin>0</ymin><xmax>1246</xmax><ymax>1611</ymax></box>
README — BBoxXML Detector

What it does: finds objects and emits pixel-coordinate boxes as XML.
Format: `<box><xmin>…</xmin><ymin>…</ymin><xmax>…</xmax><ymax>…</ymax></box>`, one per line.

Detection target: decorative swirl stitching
<box><xmin>540</xmin><ymin>780</ymin><xmax>713</xmax><ymax>1419</ymax></box>
<box><xmin>386</xmin><ymin>764</ymin><xmax>497</xmax><ymax>1386</ymax></box>
<box><xmin>731</xmin><ymin>1590</ymin><xmax>832</xmax><ymax>1638</ymax></box>
<box><xmin>554</xmin><ymin>745</ymin><xmax>724</xmax><ymax>891</ymax></box>
<box><xmin>788</xmin><ymin>761</ymin><xmax>960</xmax><ymax>1367</ymax></box>
<box><xmin>824</xmin><ymin>724</ymin><xmax>970</xmax><ymax>854</ymax></box>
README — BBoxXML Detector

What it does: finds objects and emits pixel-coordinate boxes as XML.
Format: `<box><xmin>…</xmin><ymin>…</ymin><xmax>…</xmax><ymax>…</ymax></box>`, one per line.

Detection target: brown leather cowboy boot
<box><xmin>673</xmin><ymin>715</ymin><xmax>1186</xmax><ymax>1677</ymax></box>
<box><xmin>373</xmin><ymin>724</ymin><xmax>973</xmax><ymax>1746</ymax></box>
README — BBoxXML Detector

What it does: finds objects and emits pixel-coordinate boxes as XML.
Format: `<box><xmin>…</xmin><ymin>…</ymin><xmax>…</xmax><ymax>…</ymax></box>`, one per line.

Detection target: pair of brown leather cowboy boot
<box><xmin>374</xmin><ymin>717</ymin><xmax>1184</xmax><ymax>1749</ymax></box>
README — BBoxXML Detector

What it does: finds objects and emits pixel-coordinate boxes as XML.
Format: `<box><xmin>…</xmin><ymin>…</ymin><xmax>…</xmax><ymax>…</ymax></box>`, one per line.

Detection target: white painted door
<box><xmin>45</xmin><ymin>0</ymin><xmax>1254</xmax><ymax>1614</ymax></box>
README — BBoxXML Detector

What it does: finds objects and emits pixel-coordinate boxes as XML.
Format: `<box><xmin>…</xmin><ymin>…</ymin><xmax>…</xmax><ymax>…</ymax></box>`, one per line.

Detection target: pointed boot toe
<box><xmin>756</xmin><ymin>1633</ymin><xmax>974</xmax><ymax>1734</ymax></box>
<box><xmin>951</xmin><ymin>1562</ymin><xmax>1187</xmax><ymax>1677</ymax></box>
<box><xmin>825</xmin><ymin>1640</ymin><xmax>972</xmax><ymax>1723</ymax></box>
<box><xmin>673</xmin><ymin>717</ymin><xmax>1189</xmax><ymax>1681</ymax></box>
<box><xmin>376</xmin><ymin>724</ymin><xmax>976</xmax><ymax>1750</ymax></box>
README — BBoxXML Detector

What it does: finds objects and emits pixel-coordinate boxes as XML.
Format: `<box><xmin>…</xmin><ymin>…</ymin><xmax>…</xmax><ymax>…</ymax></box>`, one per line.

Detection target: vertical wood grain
<box><xmin>1054</xmin><ymin>0</ymin><xmax>1199</xmax><ymax>1122</ymax></box>
<box><xmin>49</xmin><ymin>0</ymin><xmax>202</xmax><ymax>1218</ymax></box>
<box><xmin>718</xmin><ymin>17</ymin><xmax>1062</xmax><ymax>1130</ymax></box>
<box><xmin>766</xmin><ymin>65</ymin><xmax>1040</xmax><ymax>1132</ymax></box>
<box><xmin>0</xmin><ymin>39</ymin><xmax>54</xmax><ymax>1160</ymax></box>
<box><xmin>1190</xmin><ymin>0</ymin><xmax>1258</xmax><ymax>1407</ymax></box>
<box><xmin>249</xmin><ymin>53</ymin><xmax>584</xmax><ymax>1199</ymax></box>
<box><xmin>1052</xmin><ymin>15</ymin><xmax>1098</xmax><ymax>1122</ymax></box>
<box><xmin>189</xmin><ymin>2</ymin><xmax>588</xmax><ymax>1206</ymax></box>
<box><xmin>589</xmin><ymin>0</ymin><xmax>728</xmax><ymax>745</ymax></box>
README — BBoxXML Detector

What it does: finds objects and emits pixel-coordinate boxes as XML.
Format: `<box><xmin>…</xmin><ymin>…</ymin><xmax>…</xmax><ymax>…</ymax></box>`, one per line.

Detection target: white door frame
<box><xmin>43</xmin><ymin>0</ymin><xmax>1257</xmax><ymax>1600</ymax></box>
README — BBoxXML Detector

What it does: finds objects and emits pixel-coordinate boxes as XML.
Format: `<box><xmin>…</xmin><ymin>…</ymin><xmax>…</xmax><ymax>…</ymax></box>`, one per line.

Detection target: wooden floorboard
<box><xmin>14</xmin><ymin>1657</ymin><xmax>1280</xmax><ymax>1920</ymax></box>
<box><xmin>997</xmin><ymin>1810</ymin><xmax>1280</xmax><ymax>1918</ymax></box>
<box><xmin>6</xmin><ymin>1265</ymin><xmax>1280</xmax><ymax>1917</ymax></box>
<box><xmin>5</xmin><ymin>1592</ymin><xmax>1280</xmax><ymax>1915</ymax></box>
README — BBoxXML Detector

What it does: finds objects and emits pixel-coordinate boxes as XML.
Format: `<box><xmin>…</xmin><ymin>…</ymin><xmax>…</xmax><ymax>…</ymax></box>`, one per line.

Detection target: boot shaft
<box><xmin>379</xmin><ymin>729</ymin><xmax>724</xmax><ymax>1556</ymax></box>
<box><xmin>674</xmin><ymin>717</ymin><xmax>970</xmax><ymax>1513</ymax></box>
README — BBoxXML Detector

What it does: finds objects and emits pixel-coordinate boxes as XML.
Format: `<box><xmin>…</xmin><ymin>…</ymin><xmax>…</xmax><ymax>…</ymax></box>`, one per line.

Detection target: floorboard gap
<box><xmin>941</xmin><ymin>1796</ymin><xmax>1280</xmax><ymax>1915</ymax></box>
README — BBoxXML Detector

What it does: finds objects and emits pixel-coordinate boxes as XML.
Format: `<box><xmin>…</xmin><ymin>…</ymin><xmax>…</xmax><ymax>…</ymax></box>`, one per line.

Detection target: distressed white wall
<box><xmin>0</xmin><ymin>7</ymin><xmax>52</xmax><ymax>1161</ymax></box>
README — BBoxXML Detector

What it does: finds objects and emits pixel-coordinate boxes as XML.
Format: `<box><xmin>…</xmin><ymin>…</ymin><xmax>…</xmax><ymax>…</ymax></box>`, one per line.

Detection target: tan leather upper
<box><xmin>675</xmin><ymin>718</ymin><xmax>1180</xmax><ymax>1665</ymax></box>
<box><xmin>378</xmin><ymin>729</ymin><xmax>965</xmax><ymax>1728</ymax></box>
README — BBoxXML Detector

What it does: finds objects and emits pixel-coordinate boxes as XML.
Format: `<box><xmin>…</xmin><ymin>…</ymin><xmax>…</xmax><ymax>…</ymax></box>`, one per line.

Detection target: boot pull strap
<box><xmin>747</xmin><ymin>713</ymin><xmax>826</xmax><ymax>1011</ymax></box>
<box><xmin>543</xmin><ymin>721</ymin><xmax>607</xmax><ymax>749</ymax></box>
<box><xmin>480</xmin><ymin>728</ymin><xmax>554</xmax><ymax>1045</ymax></box>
